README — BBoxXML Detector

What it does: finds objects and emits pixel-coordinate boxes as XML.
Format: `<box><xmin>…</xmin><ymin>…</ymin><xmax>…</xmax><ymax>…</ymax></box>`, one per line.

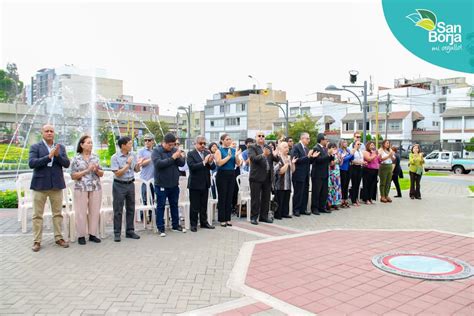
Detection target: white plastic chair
<box><xmin>207</xmin><ymin>174</ymin><xmax>218</xmax><ymax>224</ymax></box>
<box><xmin>134</xmin><ymin>179</ymin><xmax>155</xmax><ymax>231</ymax></box>
<box><xmin>236</xmin><ymin>174</ymin><xmax>251</xmax><ymax>221</ymax></box>
<box><xmin>16</xmin><ymin>173</ymin><xmax>34</xmax><ymax>232</ymax></box>
<box><xmin>178</xmin><ymin>176</ymin><xmax>190</xmax><ymax>231</ymax></box>
<box><xmin>99</xmin><ymin>179</ymin><xmax>114</xmax><ymax>238</ymax></box>
<box><xmin>63</xmin><ymin>180</ymin><xmax>76</xmax><ymax>241</ymax></box>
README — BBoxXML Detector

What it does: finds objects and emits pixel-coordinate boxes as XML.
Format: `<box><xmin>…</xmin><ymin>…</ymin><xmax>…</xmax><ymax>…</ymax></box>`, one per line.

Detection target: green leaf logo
<box><xmin>416</xmin><ymin>18</ymin><xmax>436</xmax><ymax>31</ymax></box>
<box><xmin>406</xmin><ymin>9</ymin><xmax>437</xmax><ymax>31</ymax></box>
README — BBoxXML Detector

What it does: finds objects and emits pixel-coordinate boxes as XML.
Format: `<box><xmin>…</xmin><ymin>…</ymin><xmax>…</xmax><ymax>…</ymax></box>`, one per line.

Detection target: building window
<box><xmin>210</xmin><ymin>119</ymin><xmax>224</xmax><ymax>127</ymax></box>
<box><xmin>432</xmin><ymin>102</ymin><xmax>436</xmax><ymax>114</ymax></box>
<box><xmin>225</xmin><ymin>117</ymin><xmax>240</xmax><ymax>126</ymax></box>
<box><xmin>343</xmin><ymin>121</ymin><xmax>354</xmax><ymax>132</ymax></box>
<box><xmin>290</xmin><ymin>108</ymin><xmax>299</xmax><ymax>116</ymax></box>
<box><xmin>439</xmin><ymin>102</ymin><xmax>446</xmax><ymax>113</ymax></box>
<box><xmin>387</xmin><ymin>120</ymin><xmax>402</xmax><ymax>131</ymax></box>
<box><xmin>432</xmin><ymin>121</ymin><xmax>440</xmax><ymax>127</ymax></box>
<box><xmin>441</xmin><ymin>86</ymin><xmax>448</xmax><ymax>95</ymax></box>
<box><xmin>205</xmin><ymin>106</ymin><xmax>214</xmax><ymax>115</ymax></box>
<box><xmin>300</xmin><ymin>107</ymin><xmax>310</xmax><ymax>115</ymax></box>
<box><xmin>143</xmin><ymin>106</ymin><xmax>147</xmax><ymax>112</ymax></box>
<box><xmin>356</xmin><ymin>121</ymin><xmax>364</xmax><ymax>131</ymax></box>
<box><xmin>220</xmin><ymin>104</ymin><xmax>230</xmax><ymax>113</ymax></box>
<box><xmin>210</xmin><ymin>132</ymin><xmax>220</xmax><ymax>141</ymax></box>
<box><xmin>444</xmin><ymin>118</ymin><xmax>462</xmax><ymax>129</ymax></box>
<box><xmin>236</xmin><ymin>103</ymin><xmax>246</xmax><ymax>112</ymax></box>
<box><xmin>371</xmin><ymin>121</ymin><xmax>385</xmax><ymax>132</ymax></box>
<box><xmin>465</xmin><ymin>117</ymin><xmax>474</xmax><ymax>129</ymax></box>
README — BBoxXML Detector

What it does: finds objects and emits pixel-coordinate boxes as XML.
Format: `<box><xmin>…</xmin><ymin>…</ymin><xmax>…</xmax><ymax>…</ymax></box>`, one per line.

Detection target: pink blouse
<box><xmin>365</xmin><ymin>151</ymin><xmax>380</xmax><ymax>170</ymax></box>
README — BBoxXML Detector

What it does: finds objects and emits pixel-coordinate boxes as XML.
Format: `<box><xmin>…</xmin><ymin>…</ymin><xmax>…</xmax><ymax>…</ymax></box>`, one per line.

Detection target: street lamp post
<box><xmin>326</xmin><ymin>79</ymin><xmax>368</xmax><ymax>144</ymax></box>
<box><xmin>248</xmin><ymin>75</ymin><xmax>262</xmax><ymax>130</ymax></box>
<box><xmin>265</xmin><ymin>100</ymin><xmax>289</xmax><ymax>137</ymax></box>
<box><xmin>178</xmin><ymin>104</ymin><xmax>192</xmax><ymax>150</ymax></box>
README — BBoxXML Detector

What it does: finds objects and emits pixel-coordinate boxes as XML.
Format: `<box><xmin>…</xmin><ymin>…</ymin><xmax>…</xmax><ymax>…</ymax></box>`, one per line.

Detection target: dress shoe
<box><xmin>260</xmin><ymin>218</ymin><xmax>273</xmax><ymax>223</ymax></box>
<box><xmin>201</xmin><ymin>223</ymin><xmax>215</xmax><ymax>229</ymax></box>
<box><xmin>172</xmin><ymin>226</ymin><xmax>184</xmax><ymax>232</ymax></box>
<box><xmin>312</xmin><ymin>211</ymin><xmax>320</xmax><ymax>215</ymax></box>
<box><xmin>282</xmin><ymin>215</ymin><xmax>292</xmax><ymax>218</ymax></box>
<box><xmin>415</xmin><ymin>197</ymin><xmax>422</xmax><ymax>200</ymax></box>
<box><xmin>394</xmin><ymin>195</ymin><xmax>402</xmax><ymax>198</ymax></box>
<box><xmin>31</xmin><ymin>242</ymin><xmax>41</xmax><ymax>252</ymax></box>
<box><xmin>89</xmin><ymin>235</ymin><xmax>101</xmax><ymax>243</ymax></box>
<box><xmin>302</xmin><ymin>211</ymin><xmax>311</xmax><ymax>215</ymax></box>
<box><xmin>191</xmin><ymin>226</ymin><xmax>197</xmax><ymax>232</ymax></box>
<box><xmin>114</xmin><ymin>235</ymin><xmax>121</xmax><ymax>242</ymax></box>
<box><xmin>320</xmin><ymin>209</ymin><xmax>332</xmax><ymax>214</ymax></box>
<box><xmin>55</xmin><ymin>239</ymin><xmax>69</xmax><ymax>248</ymax></box>
<box><xmin>220</xmin><ymin>223</ymin><xmax>227</xmax><ymax>227</ymax></box>
<box><xmin>410</xmin><ymin>196</ymin><xmax>415</xmax><ymax>200</ymax></box>
<box><xmin>226</xmin><ymin>222</ymin><xmax>233</xmax><ymax>226</ymax></box>
<box><xmin>274</xmin><ymin>217</ymin><xmax>282</xmax><ymax>220</ymax></box>
<box><xmin>250</xmin><ymin>219</ymin><xmax>258</xmax><ymax>225</ymax></box>
<box><xmin>78</xmin><ymin>237</ymin><xmax>86</xmax><ymax>245</ymax></box>
<box><xmin>126</xmin><ymin>232</ymin><xmax>140</xmax><ymax>239</ymax></box>
<box><xmin>293</xmin><ymin>212</ymin><xmax>300</xmax><ymax>217</ymax></box>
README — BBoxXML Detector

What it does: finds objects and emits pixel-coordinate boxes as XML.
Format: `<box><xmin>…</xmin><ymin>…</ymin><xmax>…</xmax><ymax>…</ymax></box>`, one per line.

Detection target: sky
<box><xmin>1</xmin><ymin>0</ymin><xmax>471</xmax><ymax>113</ymax></box>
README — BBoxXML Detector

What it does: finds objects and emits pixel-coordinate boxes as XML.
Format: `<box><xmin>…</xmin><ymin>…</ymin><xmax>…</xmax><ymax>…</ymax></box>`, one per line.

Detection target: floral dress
<box><xmin>327</xmin><ymin>155</ymin><xmax>342</xmax><ymax>207</ymax></box>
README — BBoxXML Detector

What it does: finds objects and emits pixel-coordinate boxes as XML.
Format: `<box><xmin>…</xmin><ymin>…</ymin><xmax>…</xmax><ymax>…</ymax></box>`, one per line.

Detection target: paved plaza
<box><xmin>0</xmin><ymin>177</ymin><xmax>473</xmax><ymax>315</ymax></box>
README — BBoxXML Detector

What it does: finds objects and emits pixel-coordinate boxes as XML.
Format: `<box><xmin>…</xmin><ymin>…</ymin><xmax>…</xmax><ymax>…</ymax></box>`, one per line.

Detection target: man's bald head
<box><xmin>41</xmin><ymin>124</ymin><xmax>55</xmax><ymax>144</ymax></box>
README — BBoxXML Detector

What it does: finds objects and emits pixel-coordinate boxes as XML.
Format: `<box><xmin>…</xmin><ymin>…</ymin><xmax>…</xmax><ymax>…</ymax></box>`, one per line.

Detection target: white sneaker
<box><xmin>159</xmin><ymin>231</ymin><xmax>166</xmax><ymax>237</ymax></box>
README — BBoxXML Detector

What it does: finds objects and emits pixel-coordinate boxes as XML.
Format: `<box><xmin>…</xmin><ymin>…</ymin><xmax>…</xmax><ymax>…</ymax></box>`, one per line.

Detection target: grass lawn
<box><xmin>396</xmin><ymin>178</ymin><xmax>410</xmax><ymax>191</ymax></box>
<box><xmin>469</xmin><ymin>186</ymin><xmax>474</xmax><ymax>193</ymax></box>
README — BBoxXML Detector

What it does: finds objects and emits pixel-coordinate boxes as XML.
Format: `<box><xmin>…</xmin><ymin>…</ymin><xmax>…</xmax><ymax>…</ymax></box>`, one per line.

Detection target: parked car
<box><xmin>400</xmin><ymin>143</ymin><xmax>441</xmax><ymax>159</ymax></box>
<box><xmin>424</xmin><ymin>151</ymin><xmax>474</xmax><ymax>174</ymax></box>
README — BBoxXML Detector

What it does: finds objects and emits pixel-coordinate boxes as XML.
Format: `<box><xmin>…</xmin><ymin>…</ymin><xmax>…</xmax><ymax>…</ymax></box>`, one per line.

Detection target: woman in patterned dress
<box><xmin>327</xmin><ymin>142</ymin><xmax>342</xmax><ymax>210</ymax></box>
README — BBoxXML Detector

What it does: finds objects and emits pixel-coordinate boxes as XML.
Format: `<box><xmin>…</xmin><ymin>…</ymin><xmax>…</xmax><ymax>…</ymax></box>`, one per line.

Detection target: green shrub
<box><xmin>0</xmin><ymin>190</ymin><xmax>18</xmax><ymax>208</ymax></box>
<box><xmin>0</xmin><ymin>144</ymin><xmax>29</xmax><ymax>163</ymax></box>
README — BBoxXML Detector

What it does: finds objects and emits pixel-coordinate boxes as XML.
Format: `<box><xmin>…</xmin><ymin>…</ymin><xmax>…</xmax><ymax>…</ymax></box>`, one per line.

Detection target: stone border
<box><xmin>177</xmin><ymin>297</ymin><xmax>258</xmax><ymax>316</ymax></box>
<box><xmin>372</xmin><ymin>251</ymin><xmax>474</xmax><ymax>281</ymax></box>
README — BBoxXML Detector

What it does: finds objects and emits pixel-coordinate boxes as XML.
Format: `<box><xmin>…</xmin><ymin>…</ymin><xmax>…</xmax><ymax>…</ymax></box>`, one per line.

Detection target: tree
<box><xmin>265</xmin><ymin>133</ymin><xmax>277</xmax><ymax>140</ymax></box>
<box><xmin>145</xmin><ymin>120</ymin><xmax>170</xmax><ymax>143</ymax></box>
<box><xmin>465</xmin><ymin>137</ymin><xmax>474</xmax><ymax>152</ymax></box>
<box><xmin>0</xmin><ymin>63</ymin><xmax>24</xmax><ymax>102</ymax></box>
<box><xmin>108</xmin><ymin>133</ymin><xmax>116</xmax><ymax>157</ymax></box>
<box><xmin>98</xmin><ymin>126</ymin><xmax>111</xmax><ymax>146</ymax></box>
<box><xmin>288</xmin><ymin>114</ymin><xmax>319</xmax><ymax>148</ymax></box>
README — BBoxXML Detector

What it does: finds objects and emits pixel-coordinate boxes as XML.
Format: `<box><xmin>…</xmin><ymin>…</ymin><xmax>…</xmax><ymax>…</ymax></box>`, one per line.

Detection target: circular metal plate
<box><xmin>372</xmin><ymin>252</ymin><xmax>473</xmax><ymax>280</ymax></box>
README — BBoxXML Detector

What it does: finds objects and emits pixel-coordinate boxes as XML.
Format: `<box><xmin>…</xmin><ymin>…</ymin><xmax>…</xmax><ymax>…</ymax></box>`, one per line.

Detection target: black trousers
<box><xmin>340</xmin><ymin>169</ymin><xmax>350</xmax><ymax>200</ymax></box>
<box><xmin>409</xmin><ymin>171</ymin><xmax>422</xmax><ymax>198</ymax></box>
<box><xmin>350</xmin><ymin>165</ymin><xmax>363</xmax><ymax>203</ymax></box>
<box><xmin>189</xmin><ymin>188</ymin><xmax>209</xmax><ymax>227</ymax></box>
<box><xmin>311</xmin><ymin>176</ymin><xmax>328</xmax><ymax>212</ymax></box>
<box><xmin>216</xmin><ymin>170</ymin><xmax>235</xmax><ymax>222</ymax></box>
<box><xmin>112</xmin><ymin>181</ymin><xmax>135</xmax><ymax>235</ymax></box>
<box><xmin>275</xmin><ymin>190</ymin><xmax>290</xmax><ymax>219</ymax></box>
<box><xmin>362</xmin><ymin>168</ymin><xmax>378</xmax><ymax>202</ymax></box>
<box><xmin>292</xmin><ymin>177</ymin><xmax>309</xmax><ymax>215</ymax></box>
<box><xmin>392</xmin><ymin>173</ymin><xmax>402</xmax><ymax>196</ymax></box>
<box><xmin>250</xmin><ymin>173</ymin><xmax>272</xmax><ymax>221</ymax></box>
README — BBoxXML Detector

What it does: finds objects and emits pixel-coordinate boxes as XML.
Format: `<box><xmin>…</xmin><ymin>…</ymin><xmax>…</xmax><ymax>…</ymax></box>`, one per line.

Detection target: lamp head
<box><xmin>349</xmin><ymin>70</ymin><xmax>359</xmax><ymax>84</ymax></box>
<box><xmin>325</xmin><ymin>85</ymin><xmax>341</xmax><ymax>91</ymax></box>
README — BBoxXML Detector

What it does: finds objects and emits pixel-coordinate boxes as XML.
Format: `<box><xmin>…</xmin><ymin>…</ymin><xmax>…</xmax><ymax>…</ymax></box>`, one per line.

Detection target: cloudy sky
<box><xmin>1</xmin><ymin>0</ymin><xmax>470</xmax><ymax>113</ymax></box>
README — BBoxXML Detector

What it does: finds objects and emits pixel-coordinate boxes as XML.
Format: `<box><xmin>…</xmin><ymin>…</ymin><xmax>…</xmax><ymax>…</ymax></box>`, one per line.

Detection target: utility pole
<box><xmin>385</xmin><ymin>93</ymin><xmax>391</xmax><ymax>140</ymax></box>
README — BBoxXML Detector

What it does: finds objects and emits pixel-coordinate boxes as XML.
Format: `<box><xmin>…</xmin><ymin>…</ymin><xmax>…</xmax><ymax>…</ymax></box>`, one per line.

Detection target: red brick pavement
<box><xmin>245</xmin><ymin>231</ymin><xmax>474</xmax><ymax>315</ymax></box>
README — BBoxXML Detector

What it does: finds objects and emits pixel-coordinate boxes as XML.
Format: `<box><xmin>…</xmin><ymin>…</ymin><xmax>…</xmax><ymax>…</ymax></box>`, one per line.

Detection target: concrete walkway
<box><xmin>0</xmin><ymin>179</ymin><xmax>472</xmax><ymax>315</ymax></box>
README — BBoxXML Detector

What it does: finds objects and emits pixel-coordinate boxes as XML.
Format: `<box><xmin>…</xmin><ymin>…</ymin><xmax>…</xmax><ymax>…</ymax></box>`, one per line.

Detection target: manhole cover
<box><xmin>372</xmin><ymin>252</ymin><xmax>473</xmax><ymax>280</ymax></box>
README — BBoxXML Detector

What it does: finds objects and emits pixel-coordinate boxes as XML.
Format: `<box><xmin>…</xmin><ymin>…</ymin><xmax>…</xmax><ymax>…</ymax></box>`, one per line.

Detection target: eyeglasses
<box><xmin>198</xmin><ymin>142</ymin><xmax>206</xmax><ymax>145</ymax></box>
<box><xmin>257</xmin><ymin>135</ymin><xmax>265</xmax><ymax>138</ymax></box>
<box><xmin>144</xmin><ymin>139</ymin><xmax>152</xmax><ymax>142</ymax></box>
<box><xmin>355</xmin><ymin>136</ymin><xmax>361</xmax><ymax>138</ymax></box>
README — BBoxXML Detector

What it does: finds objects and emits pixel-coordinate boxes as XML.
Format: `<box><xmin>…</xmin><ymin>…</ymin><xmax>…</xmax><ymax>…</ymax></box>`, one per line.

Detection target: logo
<box><xmin>406</xmin><ymin>9</ymin><xmax>462</xmax><ymax>48</ymax></box>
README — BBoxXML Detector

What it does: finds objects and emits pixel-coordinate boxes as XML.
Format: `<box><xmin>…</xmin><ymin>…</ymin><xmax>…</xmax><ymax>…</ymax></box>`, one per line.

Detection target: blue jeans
<box><xmin>155</xmin><ymin>185</ymin><xmax>179</xmax><ymax>231</ymax></box>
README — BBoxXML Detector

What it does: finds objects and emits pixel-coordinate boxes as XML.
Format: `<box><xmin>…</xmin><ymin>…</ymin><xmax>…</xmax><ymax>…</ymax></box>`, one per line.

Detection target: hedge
<box><xmin>0</xmin><ymin>190</ymin><xmax>18</xmax><ymax>208</ymax></box>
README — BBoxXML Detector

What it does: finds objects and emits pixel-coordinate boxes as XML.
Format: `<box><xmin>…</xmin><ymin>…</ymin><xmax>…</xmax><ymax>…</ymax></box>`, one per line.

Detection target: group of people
<box><xmin>28</xmin><ymin>124</ymin><xmax>424</xmax><ymax>252</ymax></box>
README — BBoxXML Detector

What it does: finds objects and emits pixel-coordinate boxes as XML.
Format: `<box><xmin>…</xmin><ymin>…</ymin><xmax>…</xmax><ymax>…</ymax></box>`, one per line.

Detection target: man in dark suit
<box><xmin>28</xmin><ymin>124</ymin><xmax>70</xmax><ymax>252</ymax></box>
<box><xmin>187</xmin><ymin>135</ymin><xmax>216</xmax><ymax>232</ymax></box>
<box><xmin>291</xmin><ymin>132</ymin><xmax>312</xmax><ymax>217</ymax></box>
<box><xmin>248</xmin><ymin>131</ymin><xmax>279</xmax><ymax>225</ymax></box>
<box><xmin>311</xmin><ymin>133</ymin><xmax>335</xmax><ymax>215</ymax></box>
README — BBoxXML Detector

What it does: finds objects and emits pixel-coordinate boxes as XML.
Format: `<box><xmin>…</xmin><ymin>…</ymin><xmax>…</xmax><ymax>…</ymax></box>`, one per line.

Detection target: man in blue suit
<box><xmin>28</xmin><ymin>124</ymin><xmax>70</xmax><ymax>252</ymax></box>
